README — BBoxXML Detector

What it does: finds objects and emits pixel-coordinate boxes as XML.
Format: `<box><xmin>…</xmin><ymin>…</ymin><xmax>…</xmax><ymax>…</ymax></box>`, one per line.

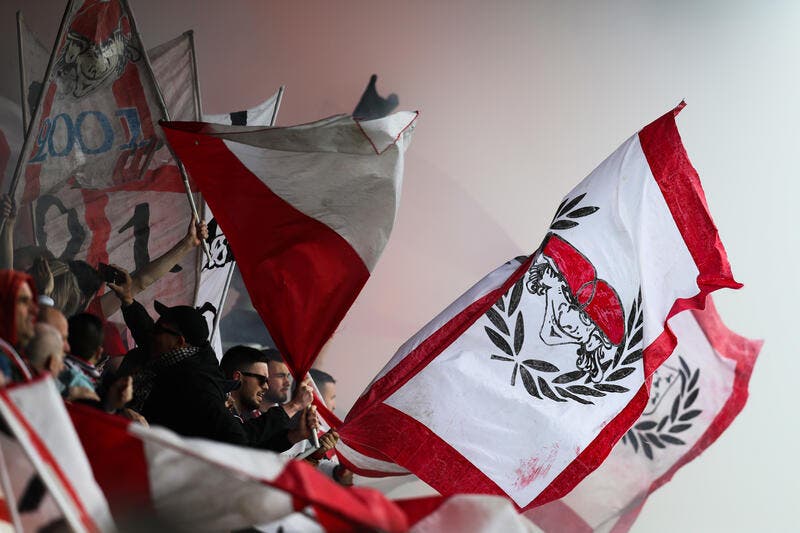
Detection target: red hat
<box><xmin>69</xmin><ymin>0</ymin><xmax>128</xmax><ymax>44</ymax></box>
<box><xmin>0</xmin><ymin>270</ymin><xmax>37</xmax><ymax>346</ymax></box>
<box><xmin>542</xmin><ymin>235</ymin><xmax>625</xmax><ymax>345</ymax></box>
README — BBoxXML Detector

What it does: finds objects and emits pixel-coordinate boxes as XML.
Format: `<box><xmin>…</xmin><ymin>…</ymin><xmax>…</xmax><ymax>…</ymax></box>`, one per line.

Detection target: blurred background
<box><xmin>0</xmin><ymin>1</ymin><xmax>795</xmax><ymax>530</ymax></box>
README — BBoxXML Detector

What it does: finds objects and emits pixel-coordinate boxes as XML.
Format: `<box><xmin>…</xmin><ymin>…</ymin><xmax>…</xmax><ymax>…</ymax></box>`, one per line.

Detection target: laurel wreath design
<box><xmin>621</xmin><ymin>356</ymin><xmax>702</xmax><ymax>460</ymax></box>
<box><xmin>550</xmin><ymin>193</ymin><xmax>599</xmax><ymax>231</ymax></box>
<box><xmin>486</xmin><ymin>280</ymin><xmax>644</xmax><ymax>405</ymax></box>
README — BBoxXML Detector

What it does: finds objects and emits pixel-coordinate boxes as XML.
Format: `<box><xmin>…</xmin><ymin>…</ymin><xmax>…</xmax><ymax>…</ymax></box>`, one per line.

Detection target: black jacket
<box><xmin>120</xmin><ymin>300</ymin><xmax>292</xmax><ymax>451</ymax></box>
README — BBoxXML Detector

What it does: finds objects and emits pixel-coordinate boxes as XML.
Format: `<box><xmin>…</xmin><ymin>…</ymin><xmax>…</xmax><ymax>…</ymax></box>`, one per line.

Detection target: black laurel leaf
<box><xmin>657</xmin><ymin>415</ymin><xmax>669</xmax><ymax>432</ymax></box>
<box><xmin>621</xmin><ymin>434</ymin><xmax>627</xmax><ymax>444</ymax></box>
<box><xmin>669</xmin><ymin>424</ymin><xmax>692</xmax><ymax>433</ymax></box>
<box><xmin>601</xmin><ymin>359</ymin><xmax>612</xmax><ymax>373</ymax></box>
<box><xmin>513</xmin><ymin>313</ymin><xmax>524</xmax><ymax>355</ymax></box>
<box><xmin>594</xmin><ymin>383</ymin><xmax>629</xmax><ymax>393</ymax></box>
<box><xmin>519</xmin><ymin>366</ymin><xmax>540</xmax><ymax>398</ymax></box>
<box><xmin>558</xmin><ymin>193</ymin><xmax>586</xmax><ymax>218</ymax></box>
<box><xmin>510</xmin><ymin>363</ymin><xmax>518</xmax><ymax>386</ymax></box>
<box><xmin>622</xmin><ymin>350</ymin><xmax>643</xmax><ymax>365</ymax></box>
<box><xmin>635</xmin><ymin>420</ymin><xmax>658</xmax><ymax>431</ymax></box>
<box><xmin>485</xmin><ymin>308</ymin><xmax>509</xmax><ymax>335</ymax></box>
<box><xmin>679</xmin><ymin>367</ymin><xmax>687</xmax><ymax>395</ymax></box>
<box><xmin>607</xmin><ymin>367</ymin><xmax>635</xmax><ymax>381</ymax></box>
<box><xmin>555</xmin><ymin>386</ymin><xmax>593</xmax><ymax>405</ymax></box>
<box><xmin>613</xmin><ymin>343</ymin><xmax>624</xmax><ymax>368</ymax></box>
<box><xmin>550</xmin><ymin>220</ymin><xmax>579</xmax><ymax>230</ymax></box>
<box><xmin>660</xmin><ymin>435</ymin><xmax>686</xmax><ymax>446</ymax></box>
<box><xmin>646</xmin><ymin>433</ymin><xmax>665</xmax><ymax>449</ymax></box>
<box><xmin>641</xmin><ymin>440</ymin><xmax>654</xmax><ymax>460</ymax></box>
<box><xmin>553</xmin><ymin>197</ymin><xmax>570</xmax><ymax>222</ymax></box>
<box><xmin>567</xmin><ymin>385</ymin><xmax>606</xmax><ymax>397</ymax></box>
<box><xmin>679</xmin><ymin>409</ymin><xmax>702</xmax><ymax>422</ymax></box>
<box><xmin>670</xmin><ymin>396</ymin><xmax>681</xmax><ymax>423</ymax></box>
<box><xmin>688</xmin><ymin>369</ymin><xmax>700</xmax><ymax>392</ymax></box>
<box><xmin>627</xmin><ymin>327</ymin><xmax>643</xmax><ymax>349</ymax></box>
<box><xmin>508</xmin><ymin>279</ymin><xmax>524</xmax><ymax>316</ymax></box>
<box><xmin>496</xmin><ymin>297</ymin><xmax>506</xmax><ymax>313</ymax></box>
<box><xmin>539</xmin><ymin>377</ymin><xmax>566</xmax><ymax>402</ymax></box>
<box><xmin>523</xmin><ymin>359</ymin><xmax>559</xmax><ymax>372</ymax></box>
<box><xmin>490</xmin><ymin>354</ymin><xmax>513</xmax><ymax>362</ymax></box>
<box><xmin>553</xmin><ymin>370</ymin><xmax>585</xmax><ymax>384</ymax></box>
<box><xmin>626</xmin><ymin>300</ymin><xmax>637</xmax><ymax>336</ymax></box>
<box><xmin>684</xmin><ymin>389</ymin><xmax>699</xmax><ymax>410</ymax></box>
<box><xmin>636</xmin><ymin>289</ymin><xmax>642</xmax><ymax>310</ymax></box>
<box><xmin>566</xmin><ymin>206</ymin><xmax>599</xmax><ymax>218</ymax></box>
<box><xmin>628</xmin><ymin>430</ymin><xmax>639</xmax><ymax>453</ymax></box>
<box><xmin>485</xmin><ymin>327</ymin><xmax>513</xmax><ymax>356</ymax></box>
<box><xmin>680</xmin><ymin>356</ymin><xmax>691</xmax><ymax>380</ymax></box>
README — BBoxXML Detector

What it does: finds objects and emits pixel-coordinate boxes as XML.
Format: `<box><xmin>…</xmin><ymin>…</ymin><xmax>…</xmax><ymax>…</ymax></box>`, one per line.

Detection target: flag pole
<box><xmin>16</xmin><ymin>12</ymin><xmax>30</xmax><ymax>136</ymax></box>
<box><xmin>1</xmin><ymin>0</ymin><xmax>75</xmax><ymax>237</ymax></box>
<box><xmin>0</xmin><ymin>440</ymin><xmax>24</xmax><ymax>533</ymax></box>
<box><xmin>122</xmin><ymin>0</ymin><xmax>211</xmax><ymax>262</ymax></box>
<box><xmin>187</xmin><ymin>30</ymin><xmax>203</xmax><ymax>122</ymax></box>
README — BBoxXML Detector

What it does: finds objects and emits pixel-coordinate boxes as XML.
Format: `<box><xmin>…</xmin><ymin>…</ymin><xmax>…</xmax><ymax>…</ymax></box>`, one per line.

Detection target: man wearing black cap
<box><xmin>108</xmin><ymin>266</ymin><xmax>315</xmax><ymax>451</ymax></box>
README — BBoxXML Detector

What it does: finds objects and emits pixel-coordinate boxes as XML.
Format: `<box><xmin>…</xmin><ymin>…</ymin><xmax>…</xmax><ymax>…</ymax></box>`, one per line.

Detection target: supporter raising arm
<box><xmin>0</xmin><ymin>194</ymin><xmax>15</xmax><ymax>271</ymax></box>
<box><xmin>94</xmin><ymin>217</ymin><xmax>208</xmax><ymax>318</ymax></box>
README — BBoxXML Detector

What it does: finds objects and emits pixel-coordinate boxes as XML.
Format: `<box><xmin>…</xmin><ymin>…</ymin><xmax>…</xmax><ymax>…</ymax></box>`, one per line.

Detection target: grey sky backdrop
<box><xmin>0</xmin><ymin>1</ymin><xmax>796</xmax><ymax>531</ymax></box>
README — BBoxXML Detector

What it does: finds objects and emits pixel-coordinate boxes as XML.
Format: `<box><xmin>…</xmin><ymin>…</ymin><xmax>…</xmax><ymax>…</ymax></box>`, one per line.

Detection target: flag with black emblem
<box><xmin>335</xmin><ymin>103</ymin><xmax>741</xmax><ymax>510</ymax></box>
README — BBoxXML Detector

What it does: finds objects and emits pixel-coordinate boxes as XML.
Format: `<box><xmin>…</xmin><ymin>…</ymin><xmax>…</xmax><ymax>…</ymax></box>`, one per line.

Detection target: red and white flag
<box><xmin>162</xmin><ymin>111</ymin><xmax>418</xmax><ymax>377</ymax></box>
<box><xmin>0</xmin><ymin>376</ymin><xmax>116</xmax><ymax>533</ymax></box>
<box><xmin>523</xmin><ymin>297</ymin><xmax>761</xmax><ymax>532</ymax></box>
<box><xmin>14</xmin><ymin>5</ymin><xmax>202</xmax><ymax>322</ymax></box>
<box><xmin>0</xmin><ymin>97</ymin><xmax>22</xmax><ymax>191</ymax></box>
<box><xmin>67</xmin><ymin>402</ymin><xmax>407</xmax><ymax>532</ymax></box>
<box><xmin>204</xmin><ymin>89</ymin><xmax>284</xmax><ymax>127</ymax></box>
<box><xmin>336</xmin><ymin>104</ymin><xmax>740</xmax><ymax>510</ymax></box>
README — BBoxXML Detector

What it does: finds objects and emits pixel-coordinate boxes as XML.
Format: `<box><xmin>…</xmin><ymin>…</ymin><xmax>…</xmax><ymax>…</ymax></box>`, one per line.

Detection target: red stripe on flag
<box><xmin>0</xmin><ymin>384</ymin><xmax>99</xmax><ymax>533</ymax></box>
<box><xmin>80</xmin><ymin>190</ymin><xmax>111</xmax><ymax>266</ymax></box>
<box><xmin>637</xmin><ymin>102</ymin><xmax>742</xmax><ymax>375</ymax></box>
<box><xmin>525</xmin><ymin>499</ymin><xmax>593</xmax><ymax>533</ymax></box>
<box><xmin>67</xmin><ymin>403</ymin><xmax>153</xmax><ymax>516</ymax></box>
<box><xmin>161</xmin><ymin>125</ymin><xmax>370</xmax><ymax>379</ymax></box>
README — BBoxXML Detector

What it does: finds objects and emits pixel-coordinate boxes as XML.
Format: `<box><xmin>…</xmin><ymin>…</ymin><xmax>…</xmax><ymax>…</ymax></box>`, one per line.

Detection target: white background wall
<box><xmin>1</xmin><ymin>1</ymin><xmax>796</xmax><ymax>530</ymax></box>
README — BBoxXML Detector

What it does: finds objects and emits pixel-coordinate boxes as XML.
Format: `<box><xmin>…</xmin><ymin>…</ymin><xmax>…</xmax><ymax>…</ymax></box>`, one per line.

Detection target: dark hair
<box><xmin>309</xmin><ymin>368</ymin><xmax>335</xmax><ymax>386</ymax></box>
<box><xmin>67</xmin><ymin>313</ymin><xmax>105</xmax><ymax>361</ymax></box>
<box><xmin>220</xmin><ymin>345</ymin><xmax>270</xmax><ymax>379</ymax></box>
<box><xmin>261</xmin><ymin>348</ymin><xmax>284</xmax><ymax>365</ymax></box>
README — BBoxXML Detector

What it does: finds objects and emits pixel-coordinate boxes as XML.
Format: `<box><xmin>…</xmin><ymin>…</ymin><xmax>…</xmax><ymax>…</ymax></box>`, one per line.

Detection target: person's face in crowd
<box><xmin>41</xmin><ymin>307</ymin><xmax>70</xmax><ymax>355</ymax></box>
<box><xmin>151</xmin><ymin>320</ymin><xmax>185</xmax><ymax>357</ymax></box>
<box><xmin>48</xmin><ymin>349</ymin><xmax>66</xmax><ymax>378</ymax></box>
<box><xmin>265</xmin><ymin>360</ymin><xmax>292</xmax><ymax>404</ymax></box>
<box><xmin>235</xmin><ymin>362</ymin><xmax>269</xmax><ymax>412</ymax></box>
<box><xmin>319</xmin><ymin>382</ymin><xmax>337</xmax><ymax>413</ymax></box>
<box><xmin>15</xmin><ymin>282</ymin><xmax>37</xmax><ymax>347</ymax></box>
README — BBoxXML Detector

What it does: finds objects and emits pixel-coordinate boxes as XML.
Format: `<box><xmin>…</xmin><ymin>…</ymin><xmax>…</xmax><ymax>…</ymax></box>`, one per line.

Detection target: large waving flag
<box><xmin>336</xmin><ymin>104</ymin><xmax>740</xmax><ymax>510</ymax></box>
<box><xmin>14</xmin><ymin>4</ymin><xmax>202</xmax><ymax>320</ymax></box>
<box><xmin>524</xmin><ymin>297</ymin><xmax>761</xmax><ymax>532</ymax></box>
<box><xmin>67</xmin><ymin>403</ymin><xmax>407</xmax><ymax>532</ymax></box>
<box><xmin>162</xmin><ymin>111</ymin><xmax>418</xmax><ymax>378</ymax></box>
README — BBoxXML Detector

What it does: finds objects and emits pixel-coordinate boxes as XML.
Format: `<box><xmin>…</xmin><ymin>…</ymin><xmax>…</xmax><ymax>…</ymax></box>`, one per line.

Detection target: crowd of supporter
<box><xmin>0</xmin><ymin>193</ymin><xmax>351</xmax><ymax>489</ymax></box>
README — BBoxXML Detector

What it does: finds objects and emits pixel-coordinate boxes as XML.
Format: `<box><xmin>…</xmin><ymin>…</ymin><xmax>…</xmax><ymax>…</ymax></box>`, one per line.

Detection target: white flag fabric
<box><xmin>163</xmin><ymin>111</ymin><xmax>418</xmax><ymax>379</ymax></box>
<box><xmin>14</xmin><ymin>6</ymin><xmax>201</xmax><ymax>324</ymax></box>
<box><xmin>194</xmin><ymin>88</ymin><xmax>283</xmax><ymax>358</ymax></box>
<box><xmin>523</xmin><ymin>297</ymin><xmax>761</xmax><ymax>532</ymax></box>
<box><xmin>0</xmin><ymin>376</ymin><xmax>116</xmax><ymax>533</ymax></box>
<box><xmin>336</xmin><ymin>104</ymin><xmax>740</xmax><ymax>510</ymax></box>
<box><xmin>16</xmin><ymin>13</ymin><xmax>51</xmax><ymax>134</ymax></box>
<box><xmin>204</xmin><ymin>90</ymin><xmax>283</xmax><ymax>127</ymax></box>
<box><xmin>0</xmin><ymin>97</ymin><xmax>23</xmax><ymax>192</ymax></box>
<box><xmin>67</xmin><ymin>402</ymin><xmax>408</xmax><ymax>532</ymax></box>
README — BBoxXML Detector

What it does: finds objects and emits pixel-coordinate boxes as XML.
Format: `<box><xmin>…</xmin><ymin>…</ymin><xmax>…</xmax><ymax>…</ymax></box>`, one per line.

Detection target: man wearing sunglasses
<box><xmin>220</xmin><ymin>345</ymin><xmax>271</xmax><ymax>420</ymax></box>
<box><xmin>110</xmin><ymin>267</ymin><xmax>316</xmax><ymax>451</ymax></box>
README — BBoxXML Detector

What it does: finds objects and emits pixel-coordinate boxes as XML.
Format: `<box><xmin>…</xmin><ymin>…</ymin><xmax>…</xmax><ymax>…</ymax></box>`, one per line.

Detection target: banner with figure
<box><xmin>335</xmin><ymin>104</ymin><xmax>740</xmax><ymax>510</ymax></box>
<box><xmin>13</xmin><ymin>2</ymin><xmax>201</xmax><ymax>324</ymax></box>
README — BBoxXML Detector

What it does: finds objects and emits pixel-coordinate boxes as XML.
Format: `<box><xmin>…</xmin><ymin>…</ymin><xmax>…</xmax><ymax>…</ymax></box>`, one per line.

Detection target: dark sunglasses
<box><xmin>154</xmin><ymin>322</ymin><xmax>182</xmax><ymax>337</ymax></box>
<box><xmin>240</xmin><ymin>371</ymin><xmax>268</xmax><ymax>386</ymax></box>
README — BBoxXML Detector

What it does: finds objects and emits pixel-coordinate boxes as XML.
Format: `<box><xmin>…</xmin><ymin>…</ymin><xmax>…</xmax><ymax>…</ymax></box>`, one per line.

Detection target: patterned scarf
<box><xmin>129</xmin><ymin>345</ymin><xmax>200</xmax><ymax>413</ymax></box>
